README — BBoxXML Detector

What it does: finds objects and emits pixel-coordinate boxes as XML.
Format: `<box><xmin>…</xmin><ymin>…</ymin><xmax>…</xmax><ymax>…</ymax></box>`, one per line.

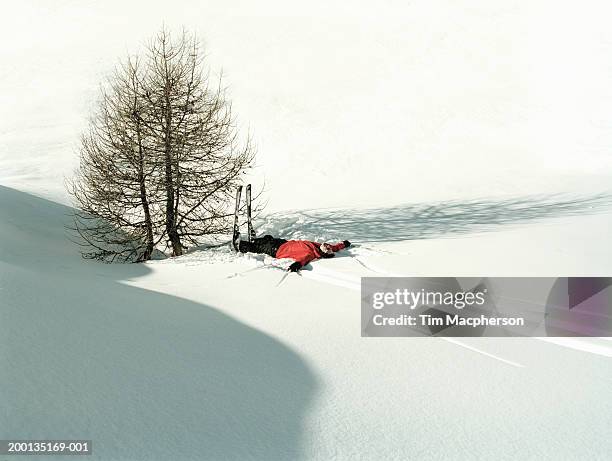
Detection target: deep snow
<box><xmin>1</xmin><ymin>186</ymin><xmax>317</xmax><ymax>460</ymax></box>
<box><xmin>2</xmin><ymin>185</ymin><xmax>612</xmax><ymax>460</ymax></box>
<box><xmin>2</xmin><ymin>1</ymin><xmax>612</xmax><ymax>460</ymax></box>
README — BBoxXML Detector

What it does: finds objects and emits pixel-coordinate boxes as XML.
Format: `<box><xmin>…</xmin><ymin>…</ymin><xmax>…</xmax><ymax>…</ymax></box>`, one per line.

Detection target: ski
<box><xmin>246</xmin><ymin>184</ymin><xmax>255</xmax><ymax>242</ymax></box>
<box><xmin>232</xmin><ymin>186</ymin><xmax>243</xmax><ymax>251</ymax></box>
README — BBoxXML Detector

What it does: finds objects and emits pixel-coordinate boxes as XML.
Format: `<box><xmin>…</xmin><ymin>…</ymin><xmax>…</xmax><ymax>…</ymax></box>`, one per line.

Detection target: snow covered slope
<box><xmin>0</xmin><ymin>185</ymin><xmax>317</xmax><ymax>460</ymax></box>
<box><xmin>2</xmin><ymin>185</ymin><xmax>612</xmax><ymax>460</ymax></box>
<box><xmin>2</xmin><ymin>1</ymin><xmax>612</xmax><ymax>210</ymax></box>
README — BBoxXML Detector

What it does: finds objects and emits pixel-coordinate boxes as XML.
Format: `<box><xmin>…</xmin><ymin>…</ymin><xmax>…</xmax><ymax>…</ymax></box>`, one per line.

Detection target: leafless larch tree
<box><xmin>69</xmin><ymin>29</ymin><xmax>255</xmax><ymax>261</ymax></box>
<box><xmin>69</xmin><ymin>57</ymin><xmax>160</xmax><ymax>262</ymax></box>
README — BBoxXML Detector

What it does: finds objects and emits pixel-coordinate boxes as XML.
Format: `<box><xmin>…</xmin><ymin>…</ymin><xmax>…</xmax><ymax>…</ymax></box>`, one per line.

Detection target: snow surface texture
<box><xmin>2</xmin><ymin>1</ymin><xmax>612</xmax><ymax>460</ymax></box>
<box><xmin>3</xmin><ymin>187</ymin><xmax>612</xmax><ymax>460</ymax></box>
<box><xmin>1</xmin><ymin>186</ymin><xmax>317</xmax><ymax>460</ymax></box>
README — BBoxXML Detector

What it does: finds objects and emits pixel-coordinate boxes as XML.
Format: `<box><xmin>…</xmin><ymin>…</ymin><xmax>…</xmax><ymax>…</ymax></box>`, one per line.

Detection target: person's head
<box><xmin>319</xmin><ymin>242</ymin><xmax>333</xmax><ymax>256</ymax></box>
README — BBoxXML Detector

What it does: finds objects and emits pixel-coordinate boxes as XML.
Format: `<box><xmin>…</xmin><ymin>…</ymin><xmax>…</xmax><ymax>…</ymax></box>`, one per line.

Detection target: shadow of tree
<box><xmin>266</xmin><ymin>193</ymin><xmax>612</xmax><ymax>243</ymax></box>
<box><xmin>0</xmin><ymin>186</ymin><xmax>317</xmax><ymax>460</ymax></box>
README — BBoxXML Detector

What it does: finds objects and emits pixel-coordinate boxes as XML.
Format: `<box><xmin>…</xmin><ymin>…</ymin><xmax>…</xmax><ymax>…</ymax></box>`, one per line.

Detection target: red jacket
<box><xmin>275</xmin><ymin>240</ymin><xmax>346</xmax><ymax>268</ymax></box>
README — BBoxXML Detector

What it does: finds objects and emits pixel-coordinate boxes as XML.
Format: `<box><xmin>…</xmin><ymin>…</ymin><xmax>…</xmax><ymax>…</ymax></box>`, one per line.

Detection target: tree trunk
<box><xmin>163</xmin><ymin>87</ymin><xmax>182</xmax><ymax>256</ymax></box>
<box><xmin>136</xmin><ymin>125</ymin><xmax>154</xmax><ymax>261</ymax></box>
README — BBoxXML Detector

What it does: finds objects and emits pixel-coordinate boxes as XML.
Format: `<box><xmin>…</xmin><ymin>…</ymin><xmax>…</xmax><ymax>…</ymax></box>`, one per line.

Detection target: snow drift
<box><xmin>0</xmin><ymin>185</ymin><xmax>317</xmax><ymax>460</ymax></box>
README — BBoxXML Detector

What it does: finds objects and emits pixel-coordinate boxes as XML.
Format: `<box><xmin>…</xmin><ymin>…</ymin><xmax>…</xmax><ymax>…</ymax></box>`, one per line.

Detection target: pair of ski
<box><xmin>231</xmin><ymin>185</ymin><xmax>298</xmax><ymax>285</ymax></box>
<box><xmin>232</xmin><ymin>184</ymin><xmax>256</xmax><ymax>251</ymax></box>
<box><xmin>232</xmin><ymin>184</ymin><xmax>302</xmax><ymax>286</ymax></box>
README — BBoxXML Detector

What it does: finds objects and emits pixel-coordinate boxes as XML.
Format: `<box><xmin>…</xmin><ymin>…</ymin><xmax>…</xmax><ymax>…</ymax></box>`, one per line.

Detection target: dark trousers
<box><xmin>239</xmin><ymin>235</ymin><xmax>287</xmax><ymax>257</ymax></box>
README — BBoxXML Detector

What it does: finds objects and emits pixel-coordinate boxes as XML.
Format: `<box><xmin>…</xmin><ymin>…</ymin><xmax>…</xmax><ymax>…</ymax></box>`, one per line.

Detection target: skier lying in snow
<box><xmin>238</xmin><ymin>235</ymin><xmax>351</xmax><ymax>272</ymax></box>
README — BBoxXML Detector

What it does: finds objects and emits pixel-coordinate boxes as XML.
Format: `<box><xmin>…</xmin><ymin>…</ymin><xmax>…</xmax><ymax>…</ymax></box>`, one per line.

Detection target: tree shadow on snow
<box><xmin>270</xmin><ymin>193</ymin><xmax>612</xmax><ymax>243</ymax></box>
<box><xmin>0</xmin><ymin>185</ymin><xmax>317</xmax><ymax>460</ymax></box>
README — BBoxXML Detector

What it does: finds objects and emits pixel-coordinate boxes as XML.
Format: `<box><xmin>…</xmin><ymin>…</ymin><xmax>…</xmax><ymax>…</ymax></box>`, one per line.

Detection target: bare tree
<box><xmin>69</xmin><ymin>28</ymin><xmax>256</xmax><ymax>261</ymax></box>
<box><xmin>142</xmin><ymin>29</ymin><xmax>254</xmax><ymax>256</ymax></box>
<box><xmin>69</xmin><ymin>57</ymin><xmax>161</xmax><ymax>262</ymax></box>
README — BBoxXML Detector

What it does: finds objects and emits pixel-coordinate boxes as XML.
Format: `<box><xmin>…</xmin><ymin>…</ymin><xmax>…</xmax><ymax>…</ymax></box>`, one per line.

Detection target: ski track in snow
<box><xmin>441</xmin><ymin>338</ymin><xmax>525</xmax><ymax>368</ymax></box>
<box><xmin>300</xmin><ymin>265</ymin><xmax>530</xmax><ymax>367</ymax></box>
<box><xmin>228</xmin><ymin>249</ymin><xmax>612</xmax><ymax>365</ymax></box>
<box><xmin>536</xmin><ymin>337</ymin><xmax>612</xmax><ymax>358</ymax></box>
<box><xmin>155</xmin><ymin>240</ymin><xmax>612</xmax><ymax>363</ymax></box>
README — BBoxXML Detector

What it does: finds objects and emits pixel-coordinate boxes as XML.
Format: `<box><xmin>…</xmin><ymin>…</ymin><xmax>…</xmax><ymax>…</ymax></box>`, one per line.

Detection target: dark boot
<box><xmin>238</xmin><ymin>240</ymin><xmax>253</xmax><ymax>253</ymax></box>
